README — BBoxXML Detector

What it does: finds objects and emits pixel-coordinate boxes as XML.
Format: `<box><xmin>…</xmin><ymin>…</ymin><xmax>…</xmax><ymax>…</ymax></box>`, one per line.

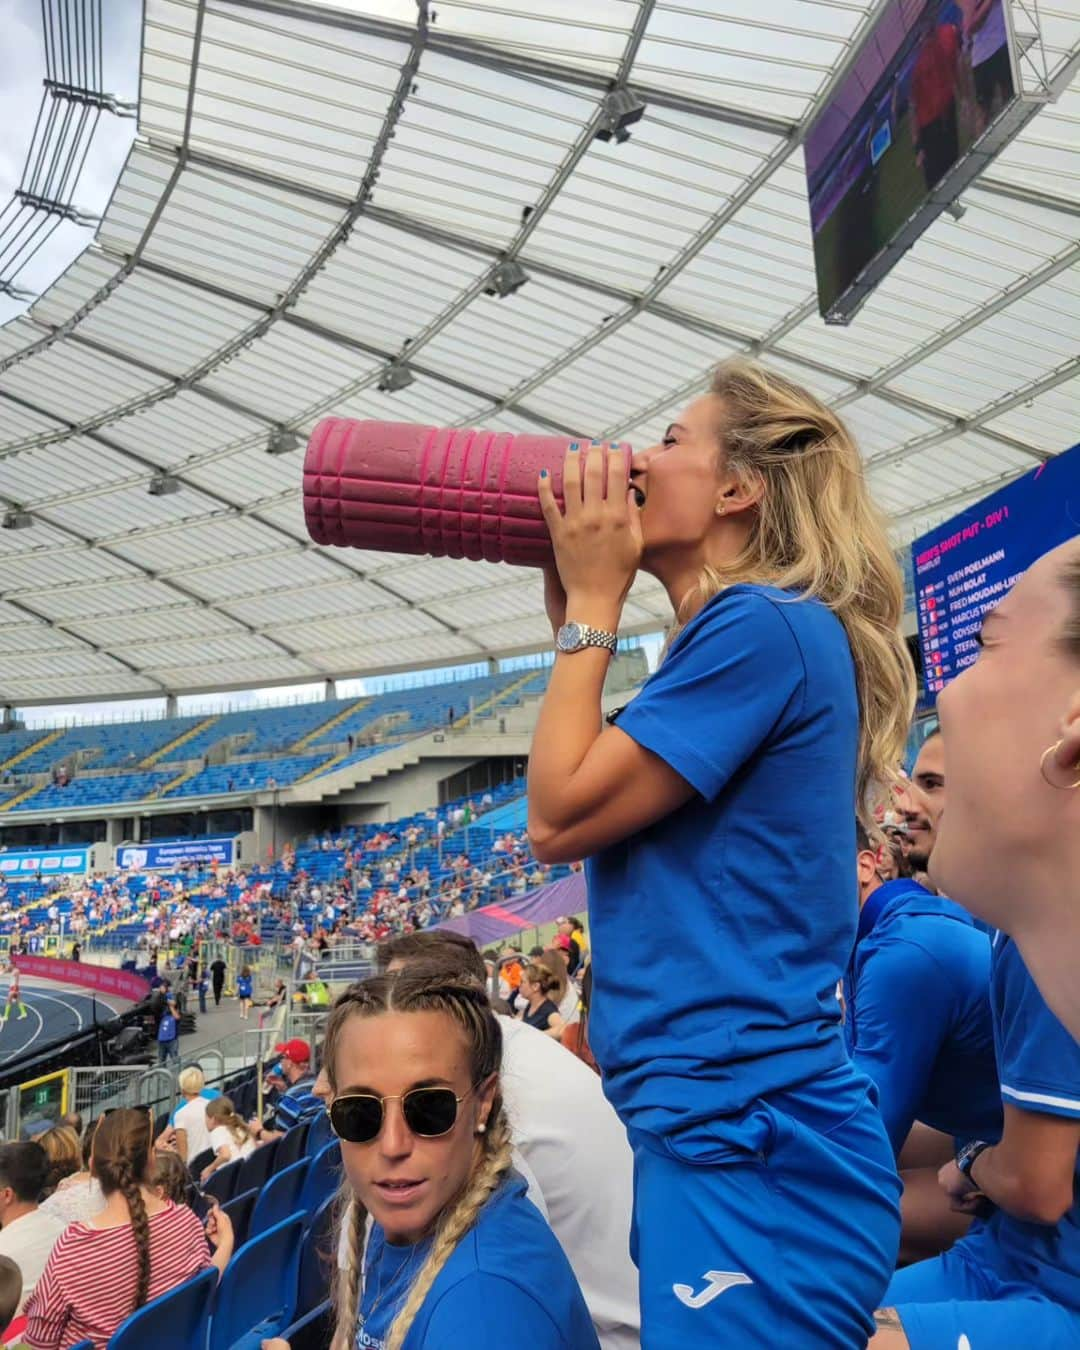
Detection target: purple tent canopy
<box><xmin>435</xmin><ymin>873</ymin><xmax>586</xmax><ymax>948</ymax></box>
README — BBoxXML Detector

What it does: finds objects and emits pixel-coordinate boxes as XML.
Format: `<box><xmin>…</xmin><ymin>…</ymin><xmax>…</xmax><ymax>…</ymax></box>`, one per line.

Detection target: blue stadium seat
<box><xmin>207</xmin><ymin>1214</ymin><xmax>304</xmax><ymax>1350</ymax></box>
<box><xmin>298</xmin><ymin>1192</ymin><xmax>337</xmax><ymax>1317</ymax></box>
<box><xmin>204</xmin><ymin>1157</ymin><xmax>243</xmax><ymax>1206</ymax></box>
<box><xmin>221</xmin><ymin>1186</ymin><xmax>259</xmax><ymax>1250</ymax></box>
<box><xmin>249</xmin><ymin>1157</ymin><xmax>310</xmax><ymax>1239</ymax></box>
<box><xmin>299</xmin><ymin>1141</ymin><xmax>341</xmax><ymax>1215</ymax></box>
<box><xmin>275</xmin><ymin>1118</ymin><xmax>311</xmax><ymax>1170</ymax></box>
<box><xmin>236</xmin><ymin>1135</ymin><xmax>279</xmax><ymax>1195</ymax></box>
<box><xmin>109</xmin><ymin>1266</ymin><xmax>216</xmax><ymax>1350</ymax></box>
<box><xmin>305</xmin><ymin>1109</ymin><xmax>333</xmax><ymax>1157</ymax></box>
<box><xmin>275</xmin><ymin>1300</ymin><xmax>332</xmax><ymax>1350</ymax></box>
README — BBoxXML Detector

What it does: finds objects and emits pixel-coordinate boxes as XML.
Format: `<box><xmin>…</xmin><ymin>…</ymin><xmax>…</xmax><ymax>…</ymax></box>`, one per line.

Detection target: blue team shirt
<box><xmin>236</xmin><ymin>975</ymin><xmax>253</xmax><ymax>999</ymax></box>
<box><xmin>844</xmin><ymin>879</ymin><xmax>1001</xmax><ymax>1153</ymax></box>
<box><xmin>356</xmin><ymin>1173</ymin><xmax>598</xmax><ymax>1349</ymax></box>
<box><xmin>587</xmin><ymin>584</ymin><xmax>862</xmax><ymax>1139</ymax></box>
<box><xmin>969</xmin><ymin>933</ymin><xmax>1080</xmax><ymax>1310</ymax></box>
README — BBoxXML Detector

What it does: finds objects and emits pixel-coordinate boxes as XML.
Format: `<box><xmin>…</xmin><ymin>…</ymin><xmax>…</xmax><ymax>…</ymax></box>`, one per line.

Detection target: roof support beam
<box><xmin>221</xmin><ymin>0</ymin><xmax>794</xmax><ymax>137</ymax></box>
<box><xmin>863</xmin><ymin>356</ymin><xmax>1078</xmax><ymax>475</ymax></box>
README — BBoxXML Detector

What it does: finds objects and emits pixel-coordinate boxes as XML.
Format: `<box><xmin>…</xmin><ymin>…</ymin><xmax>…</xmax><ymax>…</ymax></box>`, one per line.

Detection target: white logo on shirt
<box><xmin>673</xmin><ymin>1270</ymin><xmax>753</xmax><ymax>1309</ymax></box>
<box><xmin>958</xmin><ymin>1337</ymin><xmax>972</xmax><ymax>1350</ymax></box>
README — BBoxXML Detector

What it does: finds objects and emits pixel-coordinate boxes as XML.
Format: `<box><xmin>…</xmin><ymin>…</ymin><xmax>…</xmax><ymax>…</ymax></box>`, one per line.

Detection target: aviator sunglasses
<box><xmin>329</xmin><ymin>1085</ymin><xmax>477</xmax><ymax>1144</ymax></box>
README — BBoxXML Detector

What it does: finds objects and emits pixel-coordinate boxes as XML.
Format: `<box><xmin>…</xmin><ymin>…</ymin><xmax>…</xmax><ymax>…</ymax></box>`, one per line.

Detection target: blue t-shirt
<box><xmin>236</xmin><ymin>975</ymin><xmax>253</xmax><ymax>999</ymax></box>
<box><xmin>587</xmin><ymin>584</ymin><xmax>861</xmax><ymax>1139</ymax></box>
<box><xmin>844</xmin><ymin>879</ymin><xmax>1001</xmax><ymax>1153</ymax></box>
<box><xmin>969</xmin><ymin>933</ymin><xmax>1080</xmax><ymax>1309</ymax></box>
<box><xmin>357</xmin><ymin>1173</ymin><xmax>598</xmax><ymax>1349</ymax></box>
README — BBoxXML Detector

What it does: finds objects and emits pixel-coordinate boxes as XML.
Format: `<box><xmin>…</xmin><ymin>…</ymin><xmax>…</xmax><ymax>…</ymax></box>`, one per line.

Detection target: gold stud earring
<box><xmin>1039</xmin><ymin>740</ymin><xmax>1080</xmax><ymax>791</ymax></box>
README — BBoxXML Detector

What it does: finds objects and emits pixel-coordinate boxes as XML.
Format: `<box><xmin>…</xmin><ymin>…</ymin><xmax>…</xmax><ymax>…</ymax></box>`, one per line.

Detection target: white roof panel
<box><xmin>0</xmin><ymin>0</ymin><xmax>1076</xmax><ymax>702</ymax></box>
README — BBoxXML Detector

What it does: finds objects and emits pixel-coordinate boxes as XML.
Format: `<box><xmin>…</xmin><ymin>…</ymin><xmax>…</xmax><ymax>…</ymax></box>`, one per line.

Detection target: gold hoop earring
<box><xmin>1039</xmin><ymin>740</ymin><xmax>1080</xmax><ymax>791</ymax></box>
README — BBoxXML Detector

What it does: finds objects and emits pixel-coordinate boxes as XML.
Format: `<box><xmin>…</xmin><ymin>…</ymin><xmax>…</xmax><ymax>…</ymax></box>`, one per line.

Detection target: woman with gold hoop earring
<box><xmin>870</xmin><ymin>538</ymin><xmax>1080</xmax><ymax>1350</ymax></box>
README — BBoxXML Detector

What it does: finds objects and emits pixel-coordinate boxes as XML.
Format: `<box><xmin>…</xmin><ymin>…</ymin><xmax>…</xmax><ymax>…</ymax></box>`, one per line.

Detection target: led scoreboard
<box><xmin>912</xmin><ymin>441</ymin><xmax>1080</xmax><ymax>699</ymax></box>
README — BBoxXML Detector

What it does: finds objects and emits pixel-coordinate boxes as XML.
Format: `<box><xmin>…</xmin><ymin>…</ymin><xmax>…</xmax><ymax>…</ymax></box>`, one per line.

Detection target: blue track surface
<box><xmin>0</xmin><ymin>984</ymin><xmax>121</xmax><ymax>1068</ymax></box>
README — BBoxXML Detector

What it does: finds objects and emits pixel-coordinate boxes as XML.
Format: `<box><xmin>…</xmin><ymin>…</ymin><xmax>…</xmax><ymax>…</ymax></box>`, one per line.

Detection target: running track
<box><xmin>0</xmin><ymin>983</ymin><xmax>124</xmax><ymax>1069</ymax></box>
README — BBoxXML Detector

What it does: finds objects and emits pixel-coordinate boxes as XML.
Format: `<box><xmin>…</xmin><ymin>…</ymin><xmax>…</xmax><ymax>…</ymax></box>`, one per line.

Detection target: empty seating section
<box><xmin>20</xmin><ymin>770</ymin><xmax>177</xmax><ymax>811</ymax></box>
<box><xmin>13</xmin><ymin>717</ymin><xmax>204</xmax><ymax>773</ymax></box>
<box><xmin>0</xmin><ymin>667</ymin><xmax>551</xmax><ymax>811</ymax></box>
<box><xmin>168</xmin><ymin>754</ymin><xmax>333</xmax><ymax>798</ymax></box>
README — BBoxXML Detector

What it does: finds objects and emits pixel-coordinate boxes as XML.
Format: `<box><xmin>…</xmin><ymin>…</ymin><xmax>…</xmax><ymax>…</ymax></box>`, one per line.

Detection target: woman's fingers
<box><xmin>538</xmin><ymin>468</ymin><xmax>562</xmax><ymax>534</ymax></box>
<box><xmin>583</xmin><ymin>443</ymin><xmax>605</xmax><ymax>507</ymax></box>
<box><xmin>562</xmin><ymin>442</ymin><xmax>582</xmax><ymax>515</ymax></box>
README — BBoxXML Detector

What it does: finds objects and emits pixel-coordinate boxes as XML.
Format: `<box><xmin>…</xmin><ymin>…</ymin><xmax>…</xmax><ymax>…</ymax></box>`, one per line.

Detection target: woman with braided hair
<box><xmin>23</xmin><ymin>1108</ymin><xmax>233</xmax><ymax>1350</ymax></box>
<box><xmin>266</xmin><ymin>970</ymin><xmax>597</xmax><ymax>1350</ymax></box>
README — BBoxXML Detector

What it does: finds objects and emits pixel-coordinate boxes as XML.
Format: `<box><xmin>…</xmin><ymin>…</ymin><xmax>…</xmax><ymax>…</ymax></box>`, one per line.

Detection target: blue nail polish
<box><xmin>568</xmin><ymin>441</ymin><xmax>579</xmax><ymax>452</ymax></box>
<box><xmin>539</xmin><ymin>468</ymin><xmax>548</xmax><ymax>478</ymax></box>
<box><xmin>590</xmin><ymin>439</ymin><xmax>602</xmax><ymax>447</ymax></box>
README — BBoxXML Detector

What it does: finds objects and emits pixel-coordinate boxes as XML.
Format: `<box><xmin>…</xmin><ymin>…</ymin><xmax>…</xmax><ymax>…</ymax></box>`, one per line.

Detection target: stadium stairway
<box><xmin>450</xmin><ymin>670</ymin><xmax>540</xmax><ymax>730</ymax></box>
<box><xmin>155</xmin><ymin>765</ymin><xmax>201</xmax><ymax>798</ymax></box>
<box><xmin>0</xmin><ymin>781</ymin><xmax>45</xmax><ymax>813</ymax></box>
<box><xmin>290</xmin><ymin>697</ymin><xmax>370</xmax><ymax>752</ymax></box>
<box><xmin>141</xmin><ymin>715</ymin><xmax>220</xmax><ymax>768</ymax></box>
<box><xmin>0</xmin><ymin>728</ymin><xmax>63</xmax><ymax>773</ymax></box>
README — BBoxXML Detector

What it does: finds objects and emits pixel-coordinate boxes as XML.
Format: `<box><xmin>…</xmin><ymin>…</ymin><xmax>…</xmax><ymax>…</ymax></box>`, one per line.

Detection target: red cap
<box><xmin>274</xmin><ymin>1037</ymin><xmax>311</xmax><ymax>1065</ymax></box>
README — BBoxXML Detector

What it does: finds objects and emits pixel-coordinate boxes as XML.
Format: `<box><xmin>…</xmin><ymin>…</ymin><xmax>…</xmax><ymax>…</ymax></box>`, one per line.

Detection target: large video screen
<box><xmin>806</xmin><ymin>0</ymin><xmax>1016</xmax><ymax>319</ymax></box>
<box><xmin>911</xmin><ymin>441</ymin><xmax>1080</xmax><ymax>700</ymax></box>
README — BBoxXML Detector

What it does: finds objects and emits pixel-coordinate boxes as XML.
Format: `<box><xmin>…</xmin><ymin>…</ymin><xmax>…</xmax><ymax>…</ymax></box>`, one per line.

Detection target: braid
<box><xmin>114</xmin><ymin>1158</ymin><xmax>152</xmax><ymax>1310</ymax></box>
<box><xmin>386</xmin><ymin>1106</ymin><xmax>514</xmax><ymax>1350</ymax></box>
<box><xmin>331</xmin><ymin>1187</ymin><xmax>367</xmax><ymax>1350</ymax></box>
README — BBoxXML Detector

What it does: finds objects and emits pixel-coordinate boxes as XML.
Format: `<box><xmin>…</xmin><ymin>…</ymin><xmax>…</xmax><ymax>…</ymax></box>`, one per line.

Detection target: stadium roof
<box><xmin>0</xmin><ymin>0</ymin><xmax>1076</xmax><ymax>706</ymax></box>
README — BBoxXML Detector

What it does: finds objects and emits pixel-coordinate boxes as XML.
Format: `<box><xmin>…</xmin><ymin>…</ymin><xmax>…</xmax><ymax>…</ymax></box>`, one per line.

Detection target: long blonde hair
<box><xmin>326</xmin><ymin>973</ymin><xmax>513</xmax><ymax>1350</ymax></box>
<box><xmin>205</xmin><ymin>1095</ymin><xmax>250</xmax><ymax>1148</ymax></box>
<box><xmin>682</xmin><ymin>357</ymin><xmax>914</xmax><ymax>813</ymax></box>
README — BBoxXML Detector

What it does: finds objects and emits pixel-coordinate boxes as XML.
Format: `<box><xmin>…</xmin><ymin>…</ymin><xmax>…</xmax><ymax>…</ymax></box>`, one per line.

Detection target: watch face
<box><xmin>557</xmin><ymin>622</ymin><xmax>583</xmax><ymax>652</ymax></box>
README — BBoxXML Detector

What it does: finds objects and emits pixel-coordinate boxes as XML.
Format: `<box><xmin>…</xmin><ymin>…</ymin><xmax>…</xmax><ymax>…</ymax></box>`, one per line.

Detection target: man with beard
<box><xmin>846</xmin><ymin>731</ymin><xmax>1000</xmax><ymax>1264</ymax></box>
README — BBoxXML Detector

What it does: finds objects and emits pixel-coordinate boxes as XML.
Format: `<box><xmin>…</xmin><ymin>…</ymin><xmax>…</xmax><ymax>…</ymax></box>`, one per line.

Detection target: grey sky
<box><xmin>0</xmin><ymin>0</ymin><xmax>142</xmax><ymax>324</ymax></box>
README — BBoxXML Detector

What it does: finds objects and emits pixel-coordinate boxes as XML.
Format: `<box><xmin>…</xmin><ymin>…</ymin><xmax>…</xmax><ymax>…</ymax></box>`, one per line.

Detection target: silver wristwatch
<box><xmin>556</xmin><ymin>621</ymin><xmax>618</xmax><ymax>656</ymax></box>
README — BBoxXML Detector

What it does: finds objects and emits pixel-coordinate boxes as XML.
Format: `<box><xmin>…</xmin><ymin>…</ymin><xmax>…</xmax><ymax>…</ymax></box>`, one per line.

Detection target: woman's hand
<box><xmin>937</xmin><ymin>1159</ymin><xmax>984</xmax><ymax>1214</ymax></box>
<box><xmin>539</xmin><ymin>443</ymin><xmax>642</xmax><ymax>623</ymax></box>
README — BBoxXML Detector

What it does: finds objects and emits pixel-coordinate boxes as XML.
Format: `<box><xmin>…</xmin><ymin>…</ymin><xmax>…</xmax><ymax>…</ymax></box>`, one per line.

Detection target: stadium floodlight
<box><xmin>485</xmin><ymin>259</ymin><xmax>529</xmax><ymax>299</ymax></box>
<box><xmin>267</xmin><ymin>426</ymin><xmax>302</xmax><ymax>455</ymax></box>
<box><xmin>1</xmin><ymin>510</ymin><xmax>33</xmax><ymax>530</ymax></box>
<box><xmin>378</xmin><ymin>362</ymin><xmax>415</xmax><ymax>394</ymax></box>
<box><xmin>148</xmin><ymin>474</ymin><xmax>181</xmax><ymax>496</ymax></box>
<box><xmin>595</xmin><ymin>88</ymin><xmax>646</xmax><ymax>144</ymax></box>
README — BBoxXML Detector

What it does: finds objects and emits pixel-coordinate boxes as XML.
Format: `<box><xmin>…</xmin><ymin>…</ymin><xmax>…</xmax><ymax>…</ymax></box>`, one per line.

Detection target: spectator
<box><xmin>0</xmin><ymin>1143</ymin><xmax>63</xmax><ymax>1316</ymax></box>
<box><xmin>235</xmin><ymin>966</ymin><xmax>253</xmax><ymax>1020</ymax></box>
<box><xmin>515</xmin><ymin>963</ymin><xmax>566</xmax><ymax>1039</ymax></box>
<box><xmin>846</xmin><ymin>814</ymin><xmax>999</xmax><ymax>1265</ymax></box>
<box><xmin>925</xmin><ymin>537</ymin><xmax>1080</xmax><ymax>1041</ymax></box>
<box><xmin>313</xmin><ymin>970</ymin><xmax>598</xmax><ymax>1350</ymax></box>
<box><xmin>373</xmin><ymin>931</ymin><xmax>639</xmax><ymax>1350</ymax></box>
<box><xmin>59</xmin><ymin>1114</ymin><xmax>82</xmax><ymax>1139</ymax></box>
<box><xmin>540</xmin><ymin>944</ymin><xmax>581</xmax><ymax>1026</ymax></box>
<box><xmin>529</xmin><ymin>359</ymin><xmax>914</xmax><ymax>1345</ymax></box>
<box><xmin>24</xmin><ymin>1109</ymin><xmax>232</xmax><ymax>1350</ymax></box>
<box><xmin>561</xmin><ymin>962</ymin><xmax>599</xmax><ymax>1073</ymax></box>
<box><xmin>201</xmin><ymin>1097</ymin><xmax>255</xmax><ymax>1179</ymax></box>
<box><xmin>155</xmin><ymin>995</ymin><xmax>180</xmax><ymax>1066</ymax></box>
<box><xmin>209</xmin><ymin>957</ymin><xmax>226</xmax><ymax>1007</ymax></box>
<box><xmin>250</xmin><ymin>1039</ymin><xmax>318</xmax><ymax>1142</ymax></box>
<box><xmin>171</xmin><ymin>1067</ymin><xmax>214</xmax><ymax>1164</ymax></box>
<box><xmin>149</xmin><ymin>1152</ymin><xmax>193</xmax><ymax>1208</ymax></box>
<box><xmin>557</xmin><ymin>916</ymin><xmax>587</xmax><ymax>978</ymax></box>
<box><xmin>39</xmin><ymin>1124</ymin><xmax>104</xmax><ymax>1228</ymax></box>
<box><xmin>35</xmin><ymin>1127</ymin><xmax>82</xmax><ymax>1196</ymax></box>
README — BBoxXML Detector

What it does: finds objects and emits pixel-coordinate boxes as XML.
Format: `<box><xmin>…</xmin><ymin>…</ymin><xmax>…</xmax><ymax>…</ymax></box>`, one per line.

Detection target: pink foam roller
<box><xmin>303</xmin><ymin>420</ymin><xmax>631</xmax><ymax>568</ymax></box>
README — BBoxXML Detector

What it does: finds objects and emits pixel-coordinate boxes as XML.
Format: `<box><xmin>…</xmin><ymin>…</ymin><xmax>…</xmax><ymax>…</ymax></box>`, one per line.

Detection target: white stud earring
<box><xmin>476</xmin><ymin>1123</ymin><xmax>487</xmax><ymax>1135</ymax></box>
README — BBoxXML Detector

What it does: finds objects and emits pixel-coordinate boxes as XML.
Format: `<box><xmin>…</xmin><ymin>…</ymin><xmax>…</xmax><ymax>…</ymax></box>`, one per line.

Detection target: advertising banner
<box><xmin>0</xmin><ymin>846</ymin><xmax>90</xmax><ymax>879</ymax></box>
<box><xmin>13</xmin><ymin>954</ymin><xmax>150</xmax><ymax>1002</ymax></box>
<box><xmin>116</xmin><ymin>836</ymin><xmax>235</xmax><ymax>871</ymax></box>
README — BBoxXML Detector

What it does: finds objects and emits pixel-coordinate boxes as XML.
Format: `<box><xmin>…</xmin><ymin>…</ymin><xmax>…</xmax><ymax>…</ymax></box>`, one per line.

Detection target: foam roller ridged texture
<box><xmin>303</xmin><ymin>420</ymin><xmax>630</xmax><ymax>569</ymax></box>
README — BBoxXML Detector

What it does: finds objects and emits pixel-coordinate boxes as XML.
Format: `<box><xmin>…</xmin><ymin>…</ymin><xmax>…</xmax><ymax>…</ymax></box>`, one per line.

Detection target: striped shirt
<box><xmin>24</xmin><ymin>1200</ymin><xmax>212</xmax><ymax>1350</ymax></box>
